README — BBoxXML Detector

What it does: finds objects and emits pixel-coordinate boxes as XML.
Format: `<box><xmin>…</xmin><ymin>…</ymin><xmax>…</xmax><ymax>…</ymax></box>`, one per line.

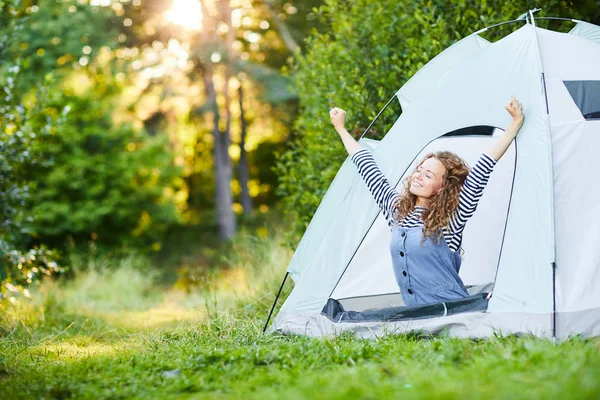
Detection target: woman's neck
<box><xmin>415</xmin><ymin>197</ymin><xmax>429</xmax><ymax>207</ymax></box>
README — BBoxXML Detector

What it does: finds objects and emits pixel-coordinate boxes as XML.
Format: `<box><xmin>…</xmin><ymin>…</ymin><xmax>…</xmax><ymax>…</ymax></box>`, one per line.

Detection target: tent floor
<box><xmin>322</xmin><ymin>293</ymin><xmax>489</xmax><ymax>323</ymax></box>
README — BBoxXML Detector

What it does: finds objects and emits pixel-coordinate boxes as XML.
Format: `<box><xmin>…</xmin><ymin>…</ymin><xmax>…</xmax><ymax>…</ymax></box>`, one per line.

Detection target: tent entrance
<box><xmin>328</xmin><ymin>133</ymin><xmax>516</xmax><ymax>321</ymax></box>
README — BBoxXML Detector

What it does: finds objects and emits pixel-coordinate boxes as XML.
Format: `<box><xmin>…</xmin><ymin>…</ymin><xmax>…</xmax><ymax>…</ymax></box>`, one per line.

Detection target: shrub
<box><xmin>26</xmin><ymin>92</ymin><xmax>182</xmax><ymax>249</ymax></box>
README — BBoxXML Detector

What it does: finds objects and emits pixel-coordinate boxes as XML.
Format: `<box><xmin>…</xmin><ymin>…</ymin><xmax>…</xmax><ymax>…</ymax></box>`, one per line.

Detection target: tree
<box><xmin>27</xmin><ymin>89</ymin><xmax>181</xmax><ymax>249</ymax></box>
<box><xmin>1</xmin><ymin>0</ymin><xmax>184</xmax><ymax>271</ymax></box>
<box><xmin>119</xmin><ymin>0</ymin><xmax>322</xmax><ymax>240</ymax></box>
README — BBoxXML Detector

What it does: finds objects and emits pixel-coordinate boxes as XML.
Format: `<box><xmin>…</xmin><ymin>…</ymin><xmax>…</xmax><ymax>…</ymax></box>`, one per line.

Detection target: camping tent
<box><xmin>267</xmin><ymin>14</ymin><xmax>600</xmax><ymax>340</ymax></box>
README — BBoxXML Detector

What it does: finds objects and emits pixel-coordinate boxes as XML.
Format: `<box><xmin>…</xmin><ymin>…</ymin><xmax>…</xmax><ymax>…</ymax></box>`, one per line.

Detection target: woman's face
<box><xmin>409</xmin><ymin>157</ymin><xmax>446</xmax><ymax>200</ymax></box>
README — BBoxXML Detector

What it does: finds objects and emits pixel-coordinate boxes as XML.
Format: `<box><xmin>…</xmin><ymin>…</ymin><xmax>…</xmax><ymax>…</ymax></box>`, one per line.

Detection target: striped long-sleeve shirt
<box><xmin>351</xmin><ymin>148</ymin><xmax>497</xmax><ymax>252</ymax></box>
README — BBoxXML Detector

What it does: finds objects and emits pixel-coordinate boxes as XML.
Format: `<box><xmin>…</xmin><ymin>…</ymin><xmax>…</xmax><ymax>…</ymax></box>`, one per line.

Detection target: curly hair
<box><xmin>394</xmin><ymin>151</ymin><xmax>470</xmax><ymax>243</ymax></box>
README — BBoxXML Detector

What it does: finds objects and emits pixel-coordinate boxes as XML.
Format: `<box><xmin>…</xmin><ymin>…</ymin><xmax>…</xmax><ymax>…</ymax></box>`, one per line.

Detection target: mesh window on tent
<box><xmin>563</xmin><ymin>80</ymin><xmax>600</xmax><ymax>120</ymax></box>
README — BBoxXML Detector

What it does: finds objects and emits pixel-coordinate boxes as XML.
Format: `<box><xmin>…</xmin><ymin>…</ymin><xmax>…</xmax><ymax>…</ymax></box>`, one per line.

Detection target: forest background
<box><xmin>1</xmin><ymin>1</ymin><xmax>600</xmax><ymax>398</ymax></box>
<box><xmin>3</xmin><ymin>0</ymin><xmax>599</xmax><ymax>301</ymax></box>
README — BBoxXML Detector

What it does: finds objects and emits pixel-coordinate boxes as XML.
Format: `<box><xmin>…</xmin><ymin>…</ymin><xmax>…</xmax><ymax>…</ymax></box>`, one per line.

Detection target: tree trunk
<box><xmin>195</xmin><ymin>0</ymin><xmax>236</xmax><ymax>240</ymax></box>
<box><xmin>264</xmin><ymin>0</ymin><xmax>300</xmax><ymax>53</ymax></box>
<box><xmin>238</xmin><ymin>82</ymin><xmax>252</xmax><ymax>215</ymax></box>
<box><xmin>220</xmin><ymin>0</ymin><xmax>238</xmax><ymax>229</ymax></box>
<box><xmin>201</xmin><ymin>64</ymin><xmax>236</xmax><ymax>240</ymax></box>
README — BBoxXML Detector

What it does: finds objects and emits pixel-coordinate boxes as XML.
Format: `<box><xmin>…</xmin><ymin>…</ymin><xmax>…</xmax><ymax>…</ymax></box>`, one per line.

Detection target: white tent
<box><xmin>267</xmin><ymin>14</ymin><xmax>600</xmax><ymax>339</ymax></box>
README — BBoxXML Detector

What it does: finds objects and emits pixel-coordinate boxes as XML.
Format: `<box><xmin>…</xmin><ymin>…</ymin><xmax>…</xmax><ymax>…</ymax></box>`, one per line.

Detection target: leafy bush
<box><xmin>0</xmin><ymin>0</ymin><xmax>180</xmax><ymax>300</ymax></box>
<box><xmin>0</xmin><ymin>244</ymin><xmax>62</xmax><ymax>303</ymax></box>
<box><xmin>0</xmin><ymin>55</ymin><xmax>65</xmax><ymax>302</ymax></box>
<box><xmin>26</xmin><ymin>91</ymin><xmax>182</xmax><ymax>249</ymax></box>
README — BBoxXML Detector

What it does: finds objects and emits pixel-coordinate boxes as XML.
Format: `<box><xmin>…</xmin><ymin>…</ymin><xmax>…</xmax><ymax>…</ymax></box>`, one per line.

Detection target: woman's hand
<box><xmin>487</xmin><ymin>96</ymin><xmax>525</xmax><ymax>161</ymax></box>
<box><xmin>329</xmin><ymin>107</ymin><xmax>347</xmax><ymax>132</ymax></box>
<box><xmin>505</xmin><ymin>95</ymin><xmax>524</xmax><ymax>125</ymax></box>
<box><xmin>329</xmin><ymin>107</ymin><xmax>362</xmax><ymax>155</ymax></box>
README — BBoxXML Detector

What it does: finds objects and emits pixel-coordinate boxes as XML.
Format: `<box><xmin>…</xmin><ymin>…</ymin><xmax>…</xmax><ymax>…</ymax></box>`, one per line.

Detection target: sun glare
<box><xmin>166</xmin><ymin>0</ymin><xmax>203</xmax><ymax>31</ymax></box>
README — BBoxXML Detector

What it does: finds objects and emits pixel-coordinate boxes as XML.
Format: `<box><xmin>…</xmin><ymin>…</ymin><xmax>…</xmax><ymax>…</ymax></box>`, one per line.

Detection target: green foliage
<box><xmin>276</xmin><ymin>0</ymin><xmax>600</xmax><ymax>244</ymax></box>
<box><xmin>0</xmin><ymin>0</ymin><xmax>117</xmax><ymax>249</ymax></box>
<box><xmin>0</xmin><ymin>0</ymin><xmax>66</xmax><ymax>299</ymax></box>
<box><xmin>24</xmin><ymin>91</ymin><xmax>182</xmax><ymax>248</ymax></box>
<box><xmin>0</xmin><ymin>0</ymin><xmax>116</xmax><ymax>92</ymax></box>
<box><xmin>0</xmin><ymin>244</ymin><xmax>62</xmax><ymax>302</ymax></box>
<box><xmin>0</xmin><ymin>83</ymin><xmax>48</xmax><ymax>249</ymax></box>
<box><xmin>0</xmin><ymin>0</ymin><xmax>180</xmax><ymax>299</ymax></box>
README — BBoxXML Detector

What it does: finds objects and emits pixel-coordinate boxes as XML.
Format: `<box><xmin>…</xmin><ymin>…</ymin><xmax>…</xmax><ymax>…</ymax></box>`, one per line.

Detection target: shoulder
<box><xmin>476</xmin><ymin>153</ymin><xmax>497</xmax><ymax>171</ymax></box>
<box><xmin>350</xmin><ymin>148</ymin><xmax>370</xmax><ymax>162</ymax></box>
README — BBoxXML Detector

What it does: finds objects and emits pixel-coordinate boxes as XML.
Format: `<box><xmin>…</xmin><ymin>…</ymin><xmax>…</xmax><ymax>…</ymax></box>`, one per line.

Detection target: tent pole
<box><xmin>552</xmin><ymin>262</ymin><xmax>557</xmax><ymax>341</ymax></box>
<box><xmin>473</xmin><ymin>16</ymin><xmax>579</xmax><ymax>36</ymax></box>
<box><xmin>262</xmin><ymin>272</ymin><xmax>289</xmax><ymax>333</ymax></box>
<box><xmin>473</xmin><ymin>18</ymin><xmax>524</xmax><ymax>34</ymax></box>
<box><xmin>359</xmin><ymin>94</ymin><xmax>398</xmax><ymax>140</ymax></box>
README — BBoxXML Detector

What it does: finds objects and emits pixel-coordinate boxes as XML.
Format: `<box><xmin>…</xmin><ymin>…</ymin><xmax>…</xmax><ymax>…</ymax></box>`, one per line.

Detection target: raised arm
<box><xmin>448</xmin><ymin>96</ymin><xmax>525</xmax><ymax>237</ymax></box>
<box><xmin>329</xmin><ymin>107</ymin><xmax>363</xmax><ymax>156</ymax></box>
<box><xmin>329</xmin><ymin>107</ymin><xmax>399</xmax><ymax>226</ymax></box>
<box><xmin>487</xmin><ymin>96</ymin><xmax>524</xmax><ymax>161</ymax></box>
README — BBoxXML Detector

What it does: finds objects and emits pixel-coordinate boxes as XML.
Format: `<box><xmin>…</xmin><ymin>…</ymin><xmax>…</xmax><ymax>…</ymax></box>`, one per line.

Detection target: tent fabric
<box><xmin>569</xmin><ymin>21</ymin><xmax>600</xmax><ymax>45</ymax></box>
<box><xmin>557</xmin><ymin>307</ymin><xmax>600</xmax><ymax>339</ymax></box>
<box><xmin>553</xmin><ymin>122</ymin><xmax>600</xmax><ymax>314</ymax></box>
<box><xmin>271</xmin><ymin>19</ymin><xmax>600</xmax><ymax>339</ymax></box>
<box><xmin>396</xmin><ymin>34</ymin><xmax>490</xmax><ymax>110</ymax></box>
<box><xmin>281</xmin><ymin>139</ymin><xmax>383</xmax><ymax>313</ymax></box>
<box><xmin>274</xmin><ymin>308</ymin><xmax>600</xmax><ymax>340</ymax></box>
<box><xmin>536</xmin><ymin>26</ymin><xmax>600</xmax><ymax>337</ymax></box>
<box><xmin>274</xmin><ymin>311</ymin><xmax>554</xmax><ymax>339</ymax></box>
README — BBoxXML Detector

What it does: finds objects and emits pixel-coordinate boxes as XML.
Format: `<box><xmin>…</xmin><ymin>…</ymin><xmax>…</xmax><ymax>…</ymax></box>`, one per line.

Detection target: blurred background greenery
<box><xmin>0</xmin><ymin>0</ymin><xmax>324</xmax><ymax>301</ymax></box>
<box><xmin>1</xmin><ymin>0</ymin><xmax>599</xmax><ymax>306</ymax></box>
<box><xmin>2</xmin><ymin>3</ymin><xmax>600</xmax><ymax>397</ymax></box>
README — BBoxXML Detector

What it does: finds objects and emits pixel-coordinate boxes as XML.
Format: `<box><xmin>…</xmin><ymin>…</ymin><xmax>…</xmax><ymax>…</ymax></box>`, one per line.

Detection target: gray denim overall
<box><xmin>390</xmin><ymin>224</ymin><xmax>469</xmax><ymax>306</ymax></box>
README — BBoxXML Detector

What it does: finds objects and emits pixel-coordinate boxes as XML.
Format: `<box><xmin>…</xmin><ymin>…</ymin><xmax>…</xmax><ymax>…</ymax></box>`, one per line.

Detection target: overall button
<box><xmin>407</xmin><ymin>289</ymin><xmax>413</xmax><ymax>294</ymax></box>
<box><xmin>401</xmin><ymin>231</ymin><xmax>406</xmax><ymax>237</ymax></box>
<box><xmin>402</xmin><ymin>271</ymin><xmax>407</xmax><ymax>276</ymax></box>
<box><xmin>399</xmin><ymin>251</ymin><xmax>405</xmax><ymax>257</ymax></box>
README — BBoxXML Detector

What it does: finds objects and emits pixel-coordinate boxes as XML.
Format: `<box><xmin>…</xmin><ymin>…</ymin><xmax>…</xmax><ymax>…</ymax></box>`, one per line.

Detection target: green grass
<box><xmin>1</xmin><ymin>233</ymin><xmax>599</xmax><ymax>399</ymax></box>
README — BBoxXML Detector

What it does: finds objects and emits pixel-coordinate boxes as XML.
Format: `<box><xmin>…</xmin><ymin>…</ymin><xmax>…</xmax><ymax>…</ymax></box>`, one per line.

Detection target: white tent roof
<box><xmin>570</xmin><ymin>20</ymin><xmax>600</xmax><ymax>45</ymax></box>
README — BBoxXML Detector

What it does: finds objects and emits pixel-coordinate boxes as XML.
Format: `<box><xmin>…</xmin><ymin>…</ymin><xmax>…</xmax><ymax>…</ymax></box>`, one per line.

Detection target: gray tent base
<box><xmin>322</xmin><ymin>293</ymin><xmax>489</xmax><ymax>323</ymax></box>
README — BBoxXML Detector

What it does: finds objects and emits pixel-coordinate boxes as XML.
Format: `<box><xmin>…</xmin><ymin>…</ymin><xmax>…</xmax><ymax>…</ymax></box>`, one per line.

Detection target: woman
<box><xmin>329</xmin><ymin>96</ymin><xmax>524</xmax><ymax>306</ymax></box>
